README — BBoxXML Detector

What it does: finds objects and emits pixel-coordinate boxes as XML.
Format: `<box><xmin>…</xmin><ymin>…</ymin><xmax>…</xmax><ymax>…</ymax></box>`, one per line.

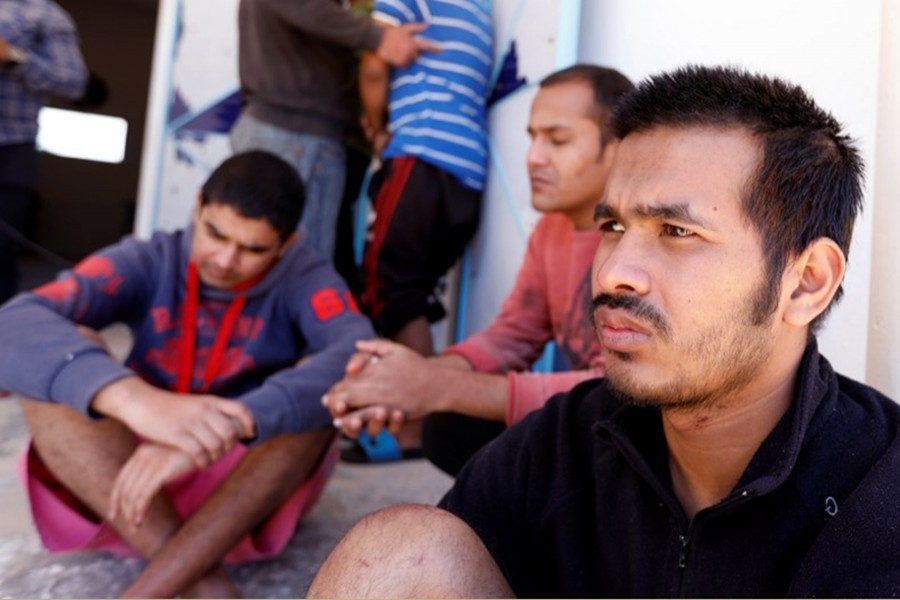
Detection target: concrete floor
<box><xmin>0</xmin><ymin>398</ymin><xmax>453</xmax><ymax>598</ymax></box>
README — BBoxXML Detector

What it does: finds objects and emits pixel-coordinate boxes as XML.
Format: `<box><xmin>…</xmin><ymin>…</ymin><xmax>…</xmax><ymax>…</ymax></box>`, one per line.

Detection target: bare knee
<box><xmin>308</xmin><ymin>504</ymin><xmax>513</xmax><ymax>598</ymax></box>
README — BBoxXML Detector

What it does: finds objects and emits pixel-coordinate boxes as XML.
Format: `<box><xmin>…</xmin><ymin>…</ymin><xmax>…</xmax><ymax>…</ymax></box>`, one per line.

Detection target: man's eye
<box><xmin>599</xmin><ymin>221</ymin><xmax>624</xmax><ymax>233</ymax></box>
<box><xmin>206</xmin><ymin>226</ymin><xmax>226</xmax><ymax>241</ymax></box>
<box><xmin>663</xmin><ymin>224</ymin><xmax>694</xmax><ymax>238</ymax></box>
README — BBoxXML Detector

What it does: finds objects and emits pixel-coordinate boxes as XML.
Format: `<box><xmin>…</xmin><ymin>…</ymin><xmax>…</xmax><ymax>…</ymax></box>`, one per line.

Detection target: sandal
<box><xmin>340</xmin><ymin>430</ymin><xmax>425</xmax><ymax>463</ymax></box>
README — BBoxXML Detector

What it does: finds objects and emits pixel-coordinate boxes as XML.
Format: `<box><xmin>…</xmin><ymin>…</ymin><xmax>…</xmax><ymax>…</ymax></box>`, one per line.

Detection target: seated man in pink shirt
<box><xmin>324</xmin><ymin>65</ymin><xmax>634</xmax><ymax>475</ymax></box>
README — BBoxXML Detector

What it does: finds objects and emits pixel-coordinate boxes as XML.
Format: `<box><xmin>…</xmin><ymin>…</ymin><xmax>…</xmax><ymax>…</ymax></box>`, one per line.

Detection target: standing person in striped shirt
<box><xmin>359</xmin><ymin>0</ymin><xmax>492</xmax><ymax>359</ymax></box>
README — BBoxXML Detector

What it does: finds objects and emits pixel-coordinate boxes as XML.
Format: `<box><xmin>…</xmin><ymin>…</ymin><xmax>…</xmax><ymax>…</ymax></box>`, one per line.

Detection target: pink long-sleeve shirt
<box><xmin>445</xmin><ymin>213</ymin><xmax>605</xmax><ymax>425</ymax></box>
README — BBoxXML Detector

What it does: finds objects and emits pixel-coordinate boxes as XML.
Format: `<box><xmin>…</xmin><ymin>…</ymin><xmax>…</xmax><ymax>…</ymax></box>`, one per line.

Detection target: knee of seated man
<box><xmin>312</xmin><ymin>504</ymin><xmax>510</xmax><ymax>598</ymax></box>
<box><xmin>336</xmin><ymin>504</ymin><xmax>485</xmax><ymax>565</ymax></box>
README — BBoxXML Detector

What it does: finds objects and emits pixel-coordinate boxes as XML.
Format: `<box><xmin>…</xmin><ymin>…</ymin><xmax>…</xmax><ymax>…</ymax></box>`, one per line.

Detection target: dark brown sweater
<box><xmin>238</xmin><ymin>0</ymin><xmax>383</xmax><ymax>138</ymax></box>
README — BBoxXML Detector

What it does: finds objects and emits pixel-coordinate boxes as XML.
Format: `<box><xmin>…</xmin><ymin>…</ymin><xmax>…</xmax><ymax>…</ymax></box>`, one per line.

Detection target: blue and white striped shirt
<box><xmin>374</xmin><ymin>0</ymin><xmax>492</xmax><ymax>191</ymax></box>
<box><xmin>0</xmin><ymin>0</ymin><xmax>87</xmax><ymax>145</ymax></box>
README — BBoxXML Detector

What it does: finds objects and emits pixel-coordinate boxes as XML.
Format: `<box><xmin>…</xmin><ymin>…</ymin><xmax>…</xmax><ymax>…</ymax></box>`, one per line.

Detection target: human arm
<box><xmin>0</xmin><ymin>235</ymin><xmax>251</xmax><ymax>464</ymax></box>
<box><xmin>324</xmin><ymin>218</ymin><xmax>575</xmax><ymax>432</ymax></box>
<box><xmin>331</xmin><ymin>356</ymin><xmax>606</xmax><ymax>434</ymax></box>
<box><xmin>444</xmin><ymin>217</ymin><xmax>608</xmax><ymax>424</ymax></box>
<box><xmin>0</xmin><ymin>8</ymin><xmax>87</xmax><ymax>99</ymax></box>
<box><xmin>323</xmin><ymin>339</ymin><xmax>510</xmax><ymax>438</ymax></box>
<box><xmin>0</xmin><ymin>36</ymin><xmax>19</xmax><ymax>63</ymax></box>
<box><xmin>437</xmin><ymin>382</ymin><xmax>604</xmax><ymax>597</ymax></box>
<box><xmin>92</xmin><ymin>376</ymin><xmax>253</xmax><ymax>467</ymax></box>
<box><xmin>0</xmin><ymin>239</ymin><xmax>163</xmax><ymax>411</ymax></box>
<box><xmin>259</xmin><ymin>0</ymin><xmax>436</xmax><ymax>67</ymax></box>
<box><xmin>359</xmin><ymin>50</ymin><xmax>391</xmax><ymax>155</ymax></box>
<box><xmin>234</xmin><ymin>259</ymin><xmax>376</xmax><ymax>442</ymax></box>
<box><xmin>444</xmin><ymin>220</ymin><xmax>557</xmax><ymax>376</ymax></box>
<box><xmin>108</xmin><ymin>442</ymin><xmax>194</xmax><ymax>528</ymax></box>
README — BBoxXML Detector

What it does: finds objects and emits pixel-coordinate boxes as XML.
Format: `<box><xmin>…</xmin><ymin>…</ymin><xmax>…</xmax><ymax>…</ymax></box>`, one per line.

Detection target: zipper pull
<box><xmin>678</xmin><ymin>534</ymin><xmax>689</xmax><ymax>568</ymax></box>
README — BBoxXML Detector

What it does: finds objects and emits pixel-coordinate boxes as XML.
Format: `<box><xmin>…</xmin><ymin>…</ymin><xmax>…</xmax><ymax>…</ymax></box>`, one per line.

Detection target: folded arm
<box><xmin>239</xmin><ymin>265</ymin><xmax>376</xmax><ymax>442</ymax></box>
<box><xmin>261</xmin><ymin>0</ymin><xmax>436</xmax><ymax>66</ymax></box>
<box><xmin>323</xmin><ymin>339</ymin><xmax>509</xmax><ymax>438</ymax></box>
<box><xmin>359</xmin><ymin>50</ymin><xmax>391</xmax><ymax>155</ymax></box>
<box><xmin>0</xmin><ymin>239</ymin><xmax>251</xmax><ymax>465</ymax></box>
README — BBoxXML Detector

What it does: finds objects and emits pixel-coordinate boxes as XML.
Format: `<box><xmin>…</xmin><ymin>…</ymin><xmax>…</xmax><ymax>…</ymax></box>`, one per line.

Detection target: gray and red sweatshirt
<box><xmin>0</xmin><ymin>226</ymin><xmax>374</xmax><ymax>443</ymax></box>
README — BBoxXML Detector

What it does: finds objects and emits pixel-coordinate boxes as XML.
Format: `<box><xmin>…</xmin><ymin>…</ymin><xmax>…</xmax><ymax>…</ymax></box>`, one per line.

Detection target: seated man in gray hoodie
<box><xmin>0</xmin><ymin>151</ymin><xmax>373</xmax><ymax>598</ymax></box>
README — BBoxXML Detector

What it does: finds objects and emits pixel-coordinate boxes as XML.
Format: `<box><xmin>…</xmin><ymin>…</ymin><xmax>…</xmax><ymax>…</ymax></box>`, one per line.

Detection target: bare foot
<box><xmin>182</xmin><ymin>567</ymin><xmax>242</xmax><ymax>599</ymax></box>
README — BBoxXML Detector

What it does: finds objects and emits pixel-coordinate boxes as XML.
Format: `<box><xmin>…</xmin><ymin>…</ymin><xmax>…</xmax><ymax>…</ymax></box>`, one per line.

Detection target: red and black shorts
<box><xmin>361</xmin><ymin>157</ymin><xmax>482</xmax><ymax>337</ymax></box>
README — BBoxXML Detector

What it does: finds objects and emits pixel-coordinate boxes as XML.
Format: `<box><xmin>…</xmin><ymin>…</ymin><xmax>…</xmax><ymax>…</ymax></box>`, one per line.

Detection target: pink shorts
<box><xmin>17</xmin><ymin>436</ymin><xmax>339</xmax><ymax>564</ymax></box>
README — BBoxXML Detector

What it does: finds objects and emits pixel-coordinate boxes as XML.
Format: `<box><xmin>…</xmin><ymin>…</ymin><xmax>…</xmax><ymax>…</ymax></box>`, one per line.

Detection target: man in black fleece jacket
<box><xmin>307</xmin><ymin>65</ymin><xmax>900</xmax><ymax>598</ymax></box>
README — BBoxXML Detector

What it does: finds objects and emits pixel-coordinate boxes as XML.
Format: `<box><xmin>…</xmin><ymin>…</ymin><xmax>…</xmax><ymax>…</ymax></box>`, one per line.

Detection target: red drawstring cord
<box><xmin>176</xmin><ymin>261</ymin><xmax>247</xmax><ymax>394</ymax></box>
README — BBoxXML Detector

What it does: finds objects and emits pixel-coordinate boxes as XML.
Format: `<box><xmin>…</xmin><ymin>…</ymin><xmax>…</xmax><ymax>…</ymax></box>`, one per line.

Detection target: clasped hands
<box><xmin>322</xmin><ymin>339</ymin><xmax>433</xmax><ymax>439</ymax></box>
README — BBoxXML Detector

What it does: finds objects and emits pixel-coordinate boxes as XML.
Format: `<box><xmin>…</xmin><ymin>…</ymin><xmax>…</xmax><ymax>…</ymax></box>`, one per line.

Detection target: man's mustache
<box><xmin>591</xmin><ymin>293</ymin><xmax>670</xmax><ymax>338</ymax></box>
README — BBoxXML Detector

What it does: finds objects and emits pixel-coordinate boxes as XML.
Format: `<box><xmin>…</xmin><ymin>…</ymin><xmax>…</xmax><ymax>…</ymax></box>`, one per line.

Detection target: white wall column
<box><xmin>866</xmin><ymin>0</ymin><xmax>900</xmax><ymax>398</ymax></box>
<box><xmin>579</xmin><ymin>0</ymin><xmax>882</xmax><ymax>383</ymax></box>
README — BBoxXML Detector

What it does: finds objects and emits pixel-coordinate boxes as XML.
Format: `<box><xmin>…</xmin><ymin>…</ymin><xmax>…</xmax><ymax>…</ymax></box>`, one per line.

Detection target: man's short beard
<box><xmin>601</xmin><ymin>340</ymin><xmax>768</xmax><ymax>413</ymax></box>
<box><xmin>596</xmin><ymin>270</ymin><xmax>782</xmax><ymax>413</ymax></box>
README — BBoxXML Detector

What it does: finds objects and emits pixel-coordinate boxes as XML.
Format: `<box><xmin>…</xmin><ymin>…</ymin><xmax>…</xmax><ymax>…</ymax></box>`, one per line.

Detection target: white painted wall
<box><xmin>579</xmin><ymin>0</ymin><xmax>883</xmax><ymax>387</ymax></box>
<box><xmin>867</xmin><ymin>0</ymin><xmax>900</xmax><ymax>398</ymax></box>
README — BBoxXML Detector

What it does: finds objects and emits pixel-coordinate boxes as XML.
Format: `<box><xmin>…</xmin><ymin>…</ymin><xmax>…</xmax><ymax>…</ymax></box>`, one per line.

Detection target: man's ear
<box><xmin>782</xmin><ymin>237</ymin><xmax>846</xmax><ymax>327</ymax></box>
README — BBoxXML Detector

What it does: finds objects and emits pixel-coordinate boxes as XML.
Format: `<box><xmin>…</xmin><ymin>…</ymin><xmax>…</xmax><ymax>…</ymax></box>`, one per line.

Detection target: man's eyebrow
<box><xmin>204</xmin><ymin>220</ymin><xmax>223</xmax><ymax>235</ymax></box>
<box><xmin>635</xmin><ymin>202</ymin><xmax>711</xmax><ymax>228</ymax></box>
<box><xmin>205</xmin><ymin>220</ymin><xmax>273</xmax><ymax>252</ymax></box>
<box><xmin>526</xmin><ymin>124</ymin><xmax>575</xmax><ymax>136</ymax></box>
<box><xmin>593</xmin><ymin>201</ymin><xmax>711</xmax><ymax>229</ymax></box>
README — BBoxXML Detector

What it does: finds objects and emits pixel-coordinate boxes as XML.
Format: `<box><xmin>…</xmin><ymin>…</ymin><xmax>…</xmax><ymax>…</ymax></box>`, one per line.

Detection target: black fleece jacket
<box><xmin>442</xmin><ymin>342</ymin><xmax>900</xmax><ymax>597</ymax></box>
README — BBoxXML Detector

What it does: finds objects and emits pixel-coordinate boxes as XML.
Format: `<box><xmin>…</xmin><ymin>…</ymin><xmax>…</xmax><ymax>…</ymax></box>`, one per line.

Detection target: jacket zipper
<box><xmin>674</xmin><ymin>488</ymin><xmax>755</xmax><ymax>596</ymax></box>
<box><xmin>677</xmin><ymin>533</ymin><xmax>689</xmax><ymax>568</ymax></box>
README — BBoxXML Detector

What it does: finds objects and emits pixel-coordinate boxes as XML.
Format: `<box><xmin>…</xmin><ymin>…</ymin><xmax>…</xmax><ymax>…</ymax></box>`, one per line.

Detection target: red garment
<box><xmin>445</xmin><ymin>214</ymin><xmax>605</xmax><ymax>424</ymax></box>
<box><xmin>19</xmin><ymin>439</ymin><xmax>339</xmax><ymax>564</ymax></box>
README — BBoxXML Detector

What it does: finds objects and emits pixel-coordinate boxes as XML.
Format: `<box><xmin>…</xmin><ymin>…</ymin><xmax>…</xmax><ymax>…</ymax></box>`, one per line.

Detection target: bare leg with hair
<box><xmin>21</xmin><ymin>399</ymin><xmax>185</xmax><ymax>559</ymax></box>
<box><xmin>308</xmin><ymin>504</ymin><xmax>513</xmax><ymax>598</ymax></box>
<box><xmin>121</xmin><ymin>430</ymin><xmax>333</xmax><ymax>598</ymax></box>
<box><xmin>20</xmin><ymin>398</ymin><xmax>332</xmax><ymax>598</ymax></box>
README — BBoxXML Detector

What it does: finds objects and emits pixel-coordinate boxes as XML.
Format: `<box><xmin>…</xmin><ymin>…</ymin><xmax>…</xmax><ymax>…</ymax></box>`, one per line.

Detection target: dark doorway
<box><xmin>26</xmin><ymin>0</ymin><xmax>158</xmax><ymax>283</ymax></box>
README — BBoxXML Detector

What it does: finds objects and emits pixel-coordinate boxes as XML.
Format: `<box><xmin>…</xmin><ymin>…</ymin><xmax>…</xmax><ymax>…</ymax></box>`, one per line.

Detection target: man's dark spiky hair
<box><xmin>612</xmin><ymin>65</ymin><xmax>864</xmax><ymax>331</ymax></box>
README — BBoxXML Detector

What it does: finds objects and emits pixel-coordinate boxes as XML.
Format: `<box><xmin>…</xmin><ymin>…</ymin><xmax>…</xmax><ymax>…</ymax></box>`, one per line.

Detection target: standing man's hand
<box><xmin>92</xmin><ymin>377</ymin><xmax>255</xmax><ymax>468</ymax></box>
<box><xmin>376</xmin><ymin>23</ymin><xmax>440</xmax><ymax>68</ymax></box>
<box><xmin>0</xmin><ymin>35</ymin><xmax>26</xmax><ymax>65</ymax></box>
<box><xmin>0</xmin><ymin>36</ymin><xmax>14</xmax><ymax>63</ymax></box>
<box><xmin>360</xmin><ymin>115</ymin><xmax>392</xmax><ymax>156</ymax></box>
